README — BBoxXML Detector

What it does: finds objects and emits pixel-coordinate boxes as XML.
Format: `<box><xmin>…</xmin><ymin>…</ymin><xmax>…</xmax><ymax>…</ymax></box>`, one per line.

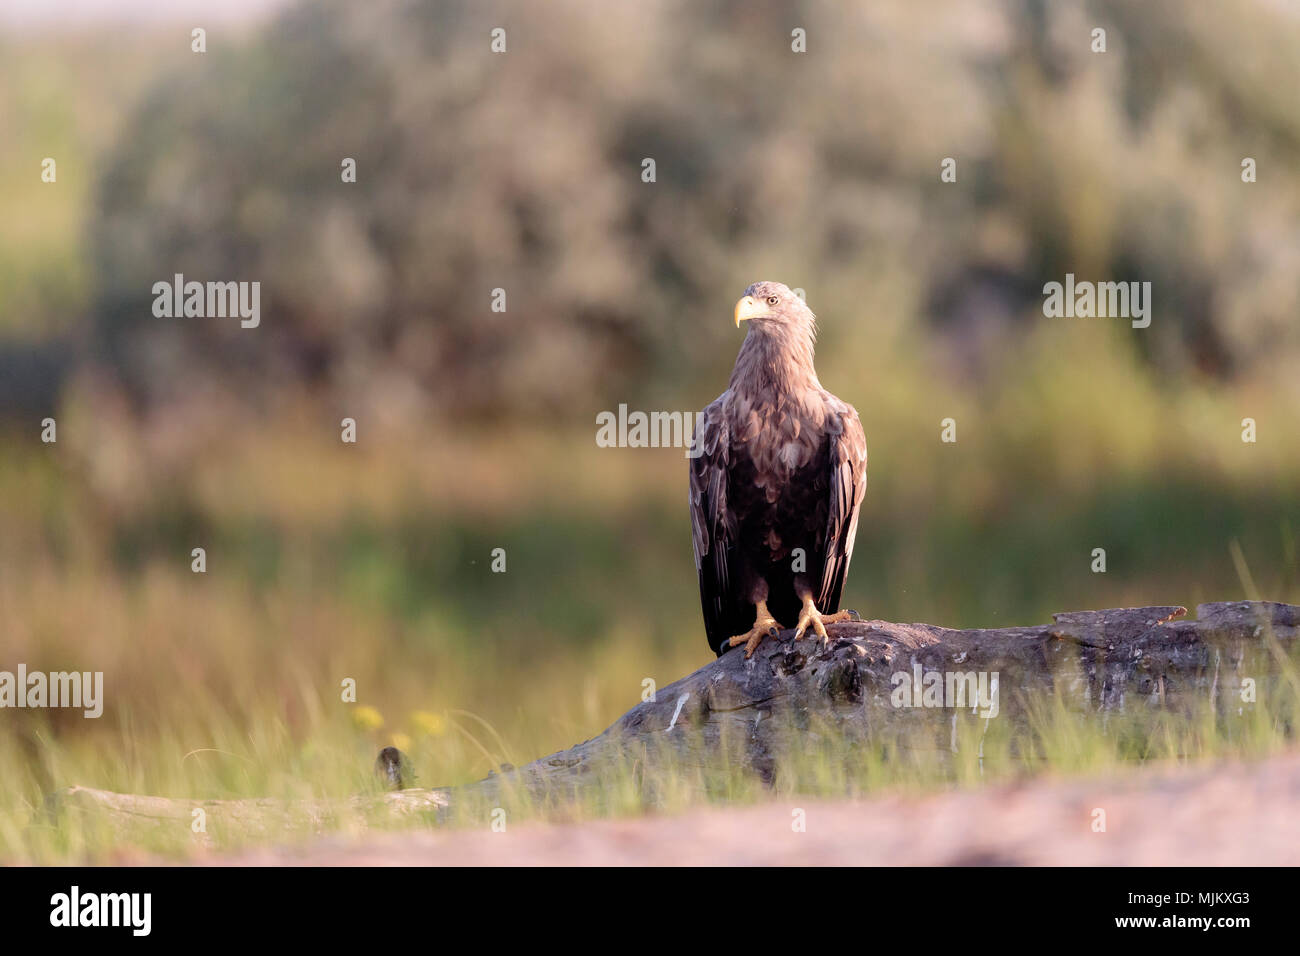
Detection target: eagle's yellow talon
<box><xmin>728</xmin><ymin>601</ymin><xmax>783</xmax><ymax>658</ymax></box>
<box><xmin>794</xmin><ymin>594</ymin><xmax>856</xmax><ymax>646</ymax></box>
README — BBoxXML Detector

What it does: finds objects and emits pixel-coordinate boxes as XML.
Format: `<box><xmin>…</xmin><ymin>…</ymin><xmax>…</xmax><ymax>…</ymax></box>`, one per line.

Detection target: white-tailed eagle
<box><xmin>690</xmin><ymin>281</ymin><xmax>867</xmax><ymax>657</ymax></box>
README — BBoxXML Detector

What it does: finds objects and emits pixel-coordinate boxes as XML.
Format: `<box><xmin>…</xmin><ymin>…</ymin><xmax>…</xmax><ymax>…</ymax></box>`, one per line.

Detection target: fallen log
<box><xmin>51</xmin><ymin>785</ymin><xmax>451</xmax><ymax>844</ymax></box>
<box><xmin>49</xmin><ymin>601</ymin><xmax>1300</xmax><ymax>837</ymax></box>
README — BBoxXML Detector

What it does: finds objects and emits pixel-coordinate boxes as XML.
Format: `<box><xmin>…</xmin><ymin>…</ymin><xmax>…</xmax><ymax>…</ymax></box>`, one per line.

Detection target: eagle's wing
<box><xmin>817</xmin><ymin>398</ymin><xmax>868</xmax><ymax>614</ymax></box>
<box><xmin>689</xmin><ymin>395</ymin><xmax>739</xmax><ymax>652</ymax></box>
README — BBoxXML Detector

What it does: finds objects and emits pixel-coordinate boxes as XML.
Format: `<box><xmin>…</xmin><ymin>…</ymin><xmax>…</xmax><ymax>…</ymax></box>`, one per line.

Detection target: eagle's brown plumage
<box><xmin>690</xmin><ymin>281</ymin><xmax>867</xmax><ymax>656</ymax></box>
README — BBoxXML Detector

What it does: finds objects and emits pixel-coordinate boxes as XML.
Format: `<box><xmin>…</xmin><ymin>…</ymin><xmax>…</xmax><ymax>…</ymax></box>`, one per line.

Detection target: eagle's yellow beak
<box><xmin>734</xmin><ymin>295</ymin><xmax>767</xmax><ymax>328</ymax></box>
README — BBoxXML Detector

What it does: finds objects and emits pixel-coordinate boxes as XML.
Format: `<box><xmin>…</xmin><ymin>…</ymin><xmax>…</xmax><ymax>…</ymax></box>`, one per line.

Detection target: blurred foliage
<box><xmin>69</xmin><ymin>0</ymin><xmax>1300</xmax><ymax>417</ymax></box>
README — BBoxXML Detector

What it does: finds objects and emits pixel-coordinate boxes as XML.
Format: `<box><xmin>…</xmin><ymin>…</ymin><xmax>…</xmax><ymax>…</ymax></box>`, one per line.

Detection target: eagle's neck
<box><xmin>729</xmin><ymin>325</ymin><xmax>820</xmax><ymax>401</ymax></box>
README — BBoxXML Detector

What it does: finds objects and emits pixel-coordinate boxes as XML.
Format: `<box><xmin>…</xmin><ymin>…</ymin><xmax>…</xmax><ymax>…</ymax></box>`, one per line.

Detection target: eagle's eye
<box><xmin>766</xmin><ymin>295</ymin><xmax>779</xmax><ymax>306</ymax></box>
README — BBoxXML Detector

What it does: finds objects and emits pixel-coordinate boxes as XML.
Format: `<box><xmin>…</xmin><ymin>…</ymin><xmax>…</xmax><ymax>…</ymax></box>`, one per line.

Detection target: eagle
<box><xmin>690</xmin><ymin>281</ymin><xmax>867</xmax><ymax>658</ymax></box>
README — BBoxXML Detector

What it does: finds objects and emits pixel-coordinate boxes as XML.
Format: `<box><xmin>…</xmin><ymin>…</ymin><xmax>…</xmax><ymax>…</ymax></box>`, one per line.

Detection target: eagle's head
<box><xmin>733</xmin><ymin>281</ymin><xmax>816</xmax><ymax>339</ymax></box>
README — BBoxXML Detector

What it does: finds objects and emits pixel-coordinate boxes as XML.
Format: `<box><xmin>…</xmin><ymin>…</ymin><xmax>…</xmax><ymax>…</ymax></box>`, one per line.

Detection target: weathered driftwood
<box><xmin>49</xmin><ymin>601</ymin><xmax>1300</xmax><ymax>835</ymax></box>
<box><xmin>51</xmin><ymin>785</ymin><xmax>450</xmax><ymax>843</ymax></box>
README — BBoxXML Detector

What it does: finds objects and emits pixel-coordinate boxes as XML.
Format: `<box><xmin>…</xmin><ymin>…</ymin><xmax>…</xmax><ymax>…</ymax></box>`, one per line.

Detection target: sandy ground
<box><xmin>201</xmin><ymin>751</ymin><xmax>1300</xmax><ymax>865</ymax></box>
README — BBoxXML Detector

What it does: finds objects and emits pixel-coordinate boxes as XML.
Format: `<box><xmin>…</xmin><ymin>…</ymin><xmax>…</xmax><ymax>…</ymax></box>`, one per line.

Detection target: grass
<box><xmin>7</xmin><ymin>641</ymin><xmax>1296</xmax><ymax>863</ymax></box>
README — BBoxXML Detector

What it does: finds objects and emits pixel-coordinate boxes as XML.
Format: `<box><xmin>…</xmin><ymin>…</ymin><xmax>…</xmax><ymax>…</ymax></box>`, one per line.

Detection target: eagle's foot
<box><xmin>793</xmin><ymin>597</ymin><xmax>858</xmax><ymax>646</ymax></box>
<box><xmin>728</xmin><ymin>600</ymin><xmax>782</xmax><ymax>658</ymax></box>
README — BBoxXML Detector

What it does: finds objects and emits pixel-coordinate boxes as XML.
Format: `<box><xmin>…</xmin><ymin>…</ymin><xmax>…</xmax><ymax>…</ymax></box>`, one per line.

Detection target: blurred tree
<box><xmin>87</xmin><ymin>0</ymin><xmax>1300</xmax><ymax>421</ymax></box>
